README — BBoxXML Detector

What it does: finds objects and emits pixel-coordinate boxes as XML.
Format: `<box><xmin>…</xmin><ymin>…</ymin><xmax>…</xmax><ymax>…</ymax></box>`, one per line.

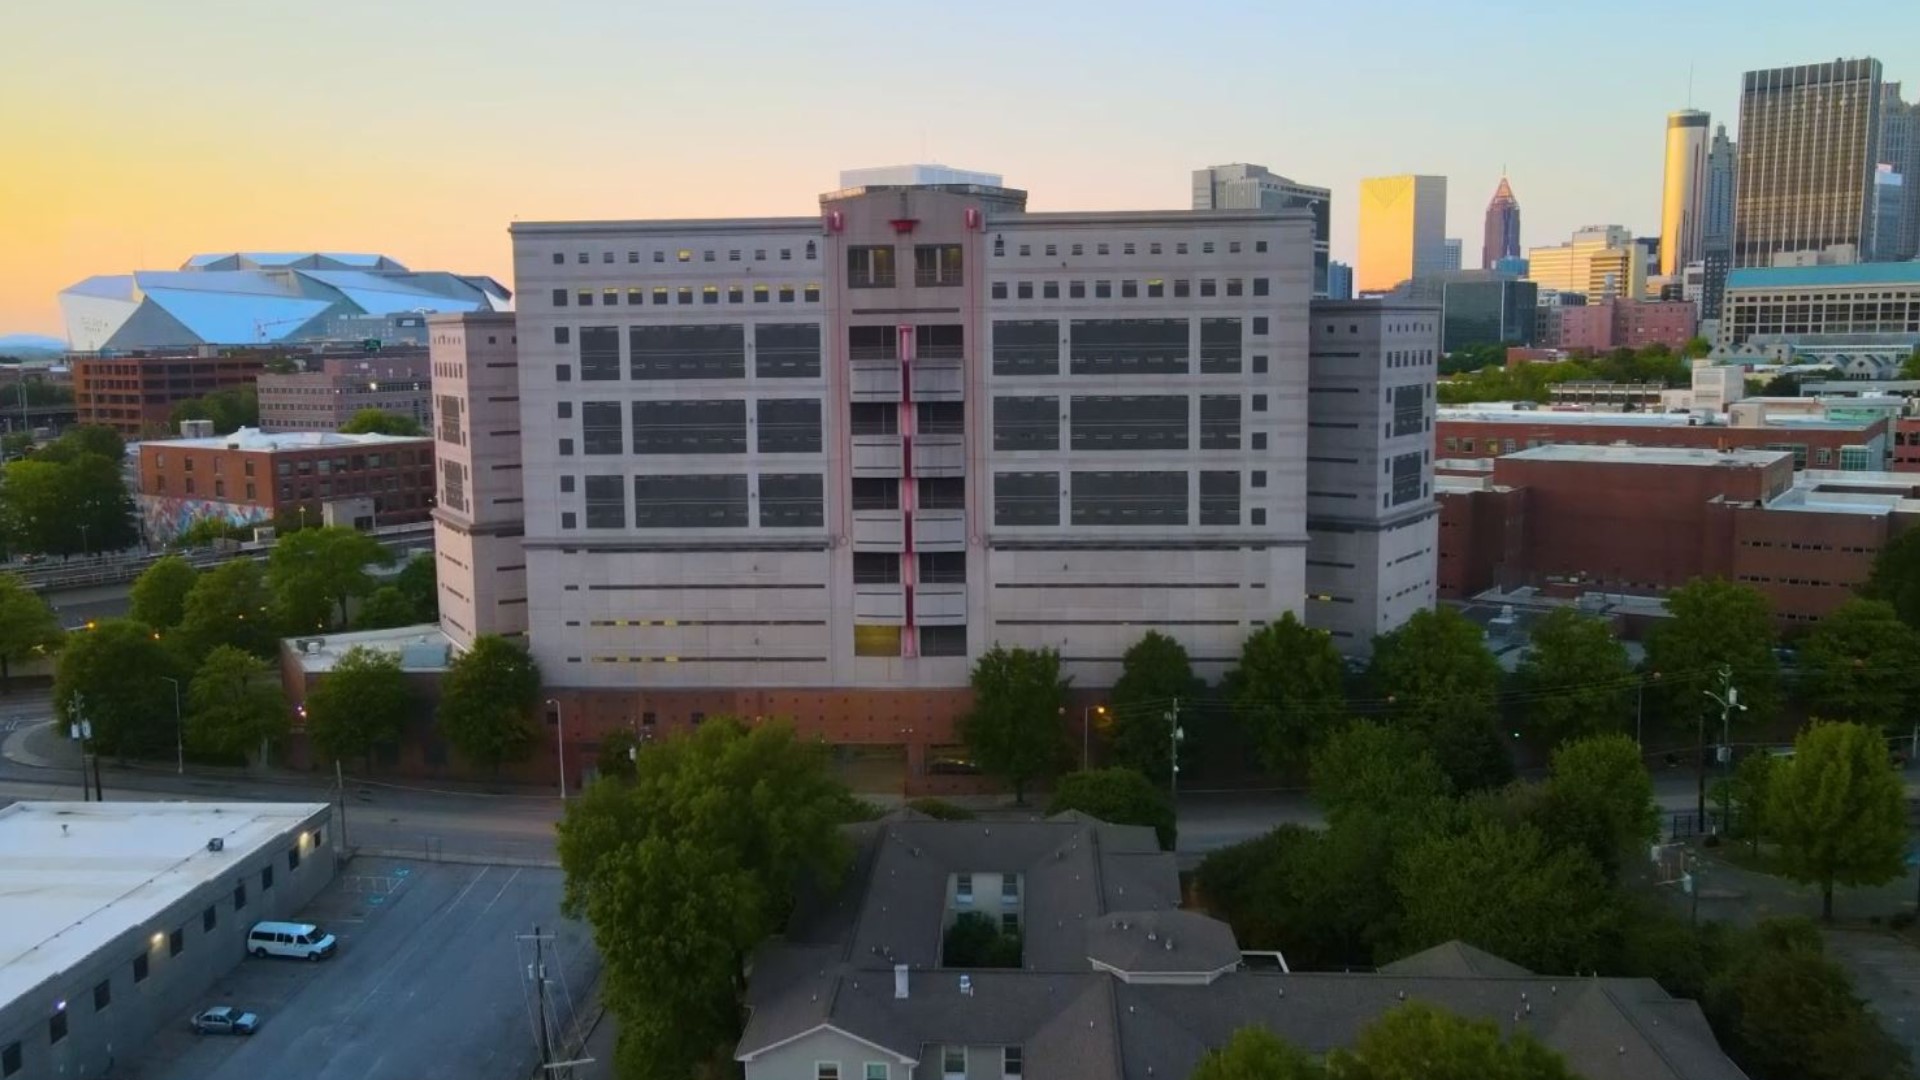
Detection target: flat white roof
<box><xmin>288</xmin><ymin>623</ymin><xmax>454</xmax><ymax>673</ymax></box>
<box><xmin>1505</xmin><ymin>445</ymin><xmax>1790</xmax><ymax>468</ymax></box>
<box><xmin>141</xmin><ymin>426</ymin><xmax>429</xmax><ymax>452</ymax></box>
<box><xmin>1437</xmin><ymin>405</ymin><xmax>1876</xmax><ymax>432</ymax></box>
<box><xmin>0</xmin><ymin>802</ymin><xmax>328</xmax><ymax>1010</ymax></box>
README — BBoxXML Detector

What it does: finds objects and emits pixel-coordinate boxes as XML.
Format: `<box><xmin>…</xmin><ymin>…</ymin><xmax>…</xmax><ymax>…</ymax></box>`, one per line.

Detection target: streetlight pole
<box><xmin>1698</xmin><ymin>665</ymin><xmax>1746</xmax><ymax>834</ymax></box>
<box><xmin>1166</xmin><ymin>699</ymin><xmax>1183</xmax><ymax>804</ymax></box>
<box><xmin>1082</xmin><ymin>705</ymin><xmax>1106</xmax><ymax>771</ymax></box>
<box><xmin>545</xmin><ymin>698</ymin><xmax>567</xmax><ymax>800</ymax></box>
<box><xmin>162</xmin><ymin>676</ymin><xmax>183</xmax><ymax>775</ymax></box>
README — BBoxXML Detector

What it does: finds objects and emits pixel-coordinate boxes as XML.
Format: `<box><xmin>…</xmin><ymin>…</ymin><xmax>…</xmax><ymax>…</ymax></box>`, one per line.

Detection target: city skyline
<box><xmin>2</xmin><ymin>2</ymin><xmax>1917</xmax><ymax>335</ymax></box>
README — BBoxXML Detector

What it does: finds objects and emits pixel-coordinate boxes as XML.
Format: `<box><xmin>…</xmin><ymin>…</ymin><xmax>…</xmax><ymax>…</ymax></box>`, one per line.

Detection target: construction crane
<box><xmin>252</xmin><ymin>315</ymin><xmax>312</xmax><ymax>344</ymax></box>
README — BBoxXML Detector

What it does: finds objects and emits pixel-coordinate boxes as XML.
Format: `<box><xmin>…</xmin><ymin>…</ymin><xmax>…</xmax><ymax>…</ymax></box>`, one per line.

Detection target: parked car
<box><xmin>247</xmin><ymin>920</ymin><xmax>337</xmax><ymax>960</ymax></box>
<box><xmin>191</xmin><ymin>1006</ymin><xmax>259</xmax><ymax>1036</ymax></box>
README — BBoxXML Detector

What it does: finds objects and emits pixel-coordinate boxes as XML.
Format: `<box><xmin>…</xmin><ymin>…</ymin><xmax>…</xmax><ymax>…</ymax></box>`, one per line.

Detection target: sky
<box><xmin>2</xmin><ymin>0</ymin><xmax>1917</xmax><ymax>337</ymax></box>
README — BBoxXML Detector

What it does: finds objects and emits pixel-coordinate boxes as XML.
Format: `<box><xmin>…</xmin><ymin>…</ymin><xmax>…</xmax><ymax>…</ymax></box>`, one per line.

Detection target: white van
<box><xmin>246</xmin><ymin>921</ymin><xmax>337</xmax><ymax>961</ymax></box>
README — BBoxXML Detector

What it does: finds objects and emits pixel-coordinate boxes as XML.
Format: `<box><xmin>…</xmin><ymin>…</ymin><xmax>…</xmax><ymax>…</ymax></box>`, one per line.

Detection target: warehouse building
<box><xmin>0</xmin><ymin>802</ymin><xmax>335</xmax><ymax>1080</ymax></box>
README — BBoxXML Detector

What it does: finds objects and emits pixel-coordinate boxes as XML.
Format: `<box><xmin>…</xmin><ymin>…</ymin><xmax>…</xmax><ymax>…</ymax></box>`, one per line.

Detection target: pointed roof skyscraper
<box><xmin>1482</xmin><ymin>174</ymin><xmax>1522</xmax><ymax>269</ymax></box>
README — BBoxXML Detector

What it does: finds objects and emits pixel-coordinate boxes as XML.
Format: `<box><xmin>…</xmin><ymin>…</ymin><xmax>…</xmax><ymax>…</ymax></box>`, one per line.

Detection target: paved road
<box><xmin>128</xmin><ymin>860</ymin><xmax>597</xmax><ymax>1080</ymax></box>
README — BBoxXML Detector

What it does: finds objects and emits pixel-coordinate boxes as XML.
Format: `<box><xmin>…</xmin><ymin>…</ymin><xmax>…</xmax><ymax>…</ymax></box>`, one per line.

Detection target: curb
<box><xmin>353</xmin><ymin>846</ymin><xmax>561</xmax><ymax>870</ymax></box>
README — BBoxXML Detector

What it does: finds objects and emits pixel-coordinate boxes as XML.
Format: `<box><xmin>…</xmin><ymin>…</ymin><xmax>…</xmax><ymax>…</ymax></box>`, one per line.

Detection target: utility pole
<box><xmin>517</xmin><ymin>925</ymin><xmax>592</xmax><ymax>1079</ymax></box>
<box><xmin>1166</xmin><ymin>699</ymin><xmax>1184</xmax><ymax>804</ymax></box>
<box><xmin>334</xmin><ymin>760</ymin><xmax>349</xmax><ymax>851</ymax></box>
<box><xmin>69</xmin><ymin>693</ymin><xmax>92</xmax><ymax>801</ymax></box>
<box><xmin>1698</xmin><ymin>665</ymin><xmax>1745</xmax><ymax>834</ymax></box>
<box><xmin>163</xmin><ymin>675</ymin><xmax>183</xmax><ymax>774</ymax></box>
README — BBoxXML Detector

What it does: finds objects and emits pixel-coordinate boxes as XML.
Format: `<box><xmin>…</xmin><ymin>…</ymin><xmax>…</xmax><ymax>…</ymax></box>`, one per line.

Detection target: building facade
<box><xmin>1884</xmin><ymin>83</ymin><xmax>1920</xmax><ymax>261</ymax></box>
<box><xmin>1733</xmin><ymin>58</ymin><xmax>1884</xmax><ymax>268</ymax></box>
<box><xmin>1192</xmin><ymin>164</ymin><xmax>1332</xmax><ymax>297</ymax></box>
<box><xmin>426</xmin><ymin>312</ymin><xmax>529</xmax><ymax>648</ymax></box>
<box><xmin>1358</xmin><ymin>175</ymin><xmax>1447</xmax><ymax>294</ymax></box>
<box><xmin>1303</xmin><ymin>301</ymin><xmax>1439</xmax><ymax>653</ymax></box>
<box><xmin>1438</xmin><ymin>276</ymin><xmax>1538</xmax><ymax>351</ymax></box>
<box><xmin>1327</xmin><ymin>261</ymin><xmax>1353</xmax><ymax>301</ymax></box>
<box><xmin>1440</xmin><ymin>238</ymin><xmax>1462</xmax><ymax>272</ymax></box>
<box><xmin>1660</xmin><ymin>110</ymin><xmax>1711</xmax><ymax>276</ymax></box>
<box><xmin>1481</xmin><ymin>175</ymin><xmax>1521</xmax><ymax>269</ymax></box>
<box><xmin>1436</xmin><ymin>404</ymin><xmax>1890</xmax><ymax>473</ymax></box>
<box><xmin>1526</xmin><ymin>226</ymin><xmax>1645</xmax><ymax>301</ymax></box>
<box><xmin>137</xmin><ymin>428</ymin><xmax>436</xmax><ymax>542</ymax></box>
<box><xmin>1871</xmin><ymin>166</ymin><xmax>1907</xmax><ymax>262</ymax></box>
<box><xmin>1556</xmin><ymin>299</ymin><xmax>1697</xmax><ymax>353</ymax></box>
<box><xmin>1720</xmin><ymin>263</ymin><xmax>1920</xmax><ymax>355</ymax></box>
<box><xmin>72</xmin><ymin>352</ymin><xmax>264</xmax><ymax>436</ymax></box>
<box><xmin>507</xmin><ymin>172</ymin><xmax>1331</xmax><ymax>771</ymax></box>
<box><xmin>256</xmin><ymin>351</ymin><xmax>431</xmax><ymax>432</ymax></box>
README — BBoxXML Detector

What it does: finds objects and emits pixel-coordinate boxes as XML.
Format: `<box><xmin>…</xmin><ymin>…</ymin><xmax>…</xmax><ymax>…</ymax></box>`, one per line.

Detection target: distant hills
<box><xmin>0</xmin><ymin>334</ymin><xmax>67</xmax><ymax>358</ymax></box>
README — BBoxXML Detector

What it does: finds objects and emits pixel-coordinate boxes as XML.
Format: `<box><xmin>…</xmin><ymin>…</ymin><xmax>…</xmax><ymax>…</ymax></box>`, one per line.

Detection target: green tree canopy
<box><xmin>1</xmin><ymin>451</ymin><xmax>137</xmax><ymax>556</ymax></box>
<box><xmin>1310</xmin><ymin>719</ymin><xmax>1453</xmax><ymax>828</ymax></box>
<box><xmin>1727</xmin><ymin>750</ymin><xmax>1779</xmax><ymax>854</ymax></box>
<box><xmin>303</xmin><ymin>645</ymin><xmax>410</xmax><ymax>770</ymax></box>
<box><xmin>1047</xmin><ymin>767</ymin><xmax>1176</xmax><ymax>849</ymax></box>
<box><xmin>1393</xmin><ymin>816</ymin><xmax>1615</xmax><ymax>974</ymax></box>
<box><xmin>942</xmin><ymin>911</ymin><xmax>1022</xmax><ymax>967</ymax></box>
<box><xmin>178</xmin><ymin>558</ymin><xmax>279</xmax><ymax>660</ymax></box>
<box><xmin>1228</xmin><ymin>613</ymin><xmax>1348</xmax><ymax>775</ymax></box>
<box><xmin>1533</xmin><ymin>734</ymin><xmax>1659</xmax><ymax>881</ymax></box>
<box><xmin>338</xmin><ymin>408</ymin><xmax>425</xmax><ymax>436</ymax></box>
<box><xmin>1108</xmin><ymin>631</ymin><xmax>1203</xmax><ymax>779</ymax></box>
<box><xmin>129</xmin><ymin>555</ymin><xmax>200</xmax><ymax>630</ymax></box>
<box><xmin>959</xmin><ymin>644</ymin><xmax>1070</xmax><ymax>804</ymax></box>
<box><xmin>186</xmin><ymin>646</ymin><xmax>289</xmax><ymax>763</ymax></box>
<box><xmin>1329</xmin><ymin>1001</ymin><xmax>1581</xmax><ymax>1080</ymax></box>
<box><xmin>54</xmin><ymin>619</ymin><xmax>182</xmax><ymax>757</ymax></box>
<box><xmin>1366</xmin><ymin>607</ymin><xmax>1510</xmax><ymax>792</ymax></box>
<box><xmin>39</xmin><ymin>425</ymin><xmax>124</xmax><ymax>464</ymax></box>
<box><xmin>1797</xmin><ymin>598</ymin><xmax>1920</xmax><ymax>732</ymax></box>
<box><xmin>168</xmin><ymin>386</ymin><xmax>257</xmax><ymax>434</ymax></box>
<box><xmin>1512</xmin><ymin>607</ymin><xmax>1633</xmax><ymax>742</ymax></box>
<box><xmin>353</xmin><ymin>586</ymin><xmax>420</xmax><ymax>631</ymax></box>
<box><xmin>0</xmin><ymin>571</ymin><xmax>62</xmax><ymax>691</ymax></box>
<box><xmin>1705</xmin><ymin>919</ymin><xmax>1916</xmax><ymax>1080</ymax></box>
<box><xmin>395</xmin><ymin>552</ymin><xmax>438</xmax><ymax>622</ymax></box>
<box><xmin>555</xmin><ymin>720</ymin><xmax>851</xmax><ymax>1080</ymax></box>
<box><xmin>1190</xmin><ymin>1026</ymin><xmax>1326</xmax><ymax>1080</ymax></box>
<box><xmin>1643</xmin><ymin>578</ymin><xmax>1780</xmax><ymax>735</ymax></box>
<box><xmin>1863</xmin><ymin>527</ymin><xmax>1920</xmax><ymax>630</ymax></box>
<box><xmin>1902</xmin><ymin>346</ymin><xmax>1920</xmax><ymax>381</ymax></box>
<box><xmin>436</xmin><ymin>635</ymin><xmax>541</xmax><ymax>773</ymax></box>
<box><xmin>267</xmin><ymin>525</ymin><xmax>393</xmax><ymax>630</ymax></box>
<box><xmin>1766</xmin><ymin>721</ymin><xmax>1907</xmax><ymax>921</ymax></box>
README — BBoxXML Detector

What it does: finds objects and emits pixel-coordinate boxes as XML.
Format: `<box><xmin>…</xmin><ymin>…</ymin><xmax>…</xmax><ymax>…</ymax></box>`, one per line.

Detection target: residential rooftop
<box><xmin>141</xmin><ymin>426</ymin><xmax>430</xmax><ymax>452</ymax></box>
<box><xmin>0</xmin><ymin>802</ymin><xmax>328</xmax><ymax>1012</ymax></box>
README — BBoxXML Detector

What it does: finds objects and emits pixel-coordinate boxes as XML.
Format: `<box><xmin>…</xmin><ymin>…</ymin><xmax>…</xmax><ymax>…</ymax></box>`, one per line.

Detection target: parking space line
<box><xmin>478</xmin><ymin>868</ymin><xmax>522</xmax><ymax>917</ymax></box>
<box><xmin>339</xmin><ymin>866</ymin><xmax>493</xmax><ymax>1025</ymax></box>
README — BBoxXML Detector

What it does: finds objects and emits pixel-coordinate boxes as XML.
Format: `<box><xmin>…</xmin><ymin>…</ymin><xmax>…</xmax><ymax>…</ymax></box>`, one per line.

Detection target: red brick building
<box><xmin>1893</xmin><ymin>418</ymin><xmax>1920</xmax><ymax>472</ymax></box>
<box><xmin>1436</xmin><ymin>444</ymin><xmax>1920</xmax><ymax>625</ymax></box>
<box><xmin>1556</xmin><ymin>299</ymin><xmax>1697</xmax><ymax>353</ymax></box>
<box><xmin>1437</xmin><ymin>406</ymin><xmax>1889</xmax><ymax>472</ymax></box>
<box><xmin>72</xmin><ymin>351</ymin><xmax>265</xmax><ymax>436</ymax></box>
<box><xmin>137</xmin><ymin>427</ymin><xmax>435</xmax><ymax>543</ymax></box>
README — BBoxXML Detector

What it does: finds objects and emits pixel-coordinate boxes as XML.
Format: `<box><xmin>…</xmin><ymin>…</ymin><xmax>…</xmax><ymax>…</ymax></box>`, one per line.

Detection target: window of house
<box><xmin>1147</xmin><ymin>279</ymin><xmax>1164</xmax><ymax>298</ymax></box>
<box><xmin>864</xmin><ymin>1065</ymin><xmax>889</xmax><ymax>1080</ymax></box>
<box><xmin>1253</xmin><ymin>278</ymin><xmax>1270</xmax><ymax>296</ymax></box>
<box><xmin>1001</xmin><ymin>876</ymin><xmax>1018</xmax><ymax>901</ymax></box>
<box><xmin>677</xmin><ymin>287</ymin><xmax>693</xmax><ymax>305</ymax></box>
<box><xmin>2</xmin><ymin>1041</ymin><xmax>19</xmax><ymax>1077</ymax></box>
<box><xmin>804</xmin><ymin>284</ymin><xmax>820</xmax><ymax>302</ymax></box>
<box><xmin>93</xmin><ymin>980</ymin><xmax>110</xmax><ymax>1012</ymax></box>
<box><xmin>1096</xmin><ymin>242</ymin><xmax>1110</xmax><ymax>255</ymax></box>
<box><xmin>1176</xmin><ymin>242</ymin><xmax>1189</xmax><ymax>254</ymax></box>
<box><xmin>703</xmin><ymin>250</ymin><xmax>715</xmax><ymax>262</ymax></box>
<box><xmin>262</xmin><ymin>865</ymin><xmax>275</xmax><ymax>891</ymax></box>
<box><xmin>1174</xmin><ymin>279</ymin><xmax>1190</xmax><ymax>298</ymax></box>
<box><xmin>1018</xmin><ymin>244</ymin><xmax>1030</xmax><ymax>256</ymax></box>
<box><xmin>48</xmin><ymin>1010</ymin><xmax>65</xmax><ymax>1046</ymax></box>
<box><xmin>943</xmin><ymin>1047</ymin><xmax>966</xmax><ymax>1078</ymax></box>
<box><xmin>955</xmin><ymin>873</ymin><xmax>973</xmax><ymax>904</ymax></box>
<box><xmin>1121</xmin><ymin>280</ymin><xmax>1138</xmax><ymax>298</ymax></box>
<box><xmin>816</xmin><ymin>1065</ymin><xmax>840</xmax><ymax>1080</ymax></box>
<box><xmin>577</xmin><ymin>291</ymin><xmax>593</xmax><ymax>306</ymax></box>
<box><xmin>728</xmin><ymin>286</ymin><xmax>744</xmax><ymax>303</ymax></box>
<box><xmin>234</xmin><ymin>882</ymin><xmax>247</xmax><ymax>909</ymax></box>
<box><xmin>780</xmin><ymin>287</ymin><xmax>796</xmax><ymax>302</ymax></box>
<box><xmin>702</xmin><ymin>286</ymin><xmax>720</xmax><ymax>304</ymax></box>
<box><xmin>1004</xmin><ymin>1047</ymin><xmax>1023</xmax><ymax>1078</ymax></box>
<box><xmin>849</xmin><ymin>245</ymin><xmax>897</xmax><ymax>288</ymax></box>
<box><xmin>654</xmin><ymin>251</ymin><xmax>666</xmax><ymax>263</ymax></box>
<box><xmin>1000</xmin><ymin>911</ymin><xmax>1019</xmax><ymax>933</ymax></box>
<box><xmin>994</xmin><ymin>236</ymin><xmax>1005</xmax><ymax>257</ymax></box>
<box><xmin>133</xmin><ymin>953</ymin><xmax>149</xmax><ymax>982</ymax></box>
<box><xmin>1226</xmin><ymin>278</ymin><xmax>1243</xmax><ymax>297</ymax></box>
<box><xmin>991</xmin><ymin>282</ymin><xmax>1008</xmax><ymax>300</ymax></box>
<box><xmin>1200</xmin><ymin>278</ymin><xmax>1217</xmax><ymax>297</ymax></box>
<box><xmin>1043</xmin><ymin>281</ymin><xmax>1059</xmax><ymax>300</ymax></box>
<box><xmin>1017</xmin><ymin>282</ymin><xmax>1033</xmax><ymax>300</ymax></box>
<box><xmin>1095</xmin><ymin>280</ymin><xmax>1112</xmax><ymax>299</ymax></box>
<box><xmin>204</xmin><ymin>905</ymin><xmax>217</xmax><ymax>931</ymax></box>
<box><xmin>169</xmin><ymin>928</ymin><xmax>183</xmax><ymax>956</ymax></box>
<box><xmin>1069</xmin><ymin>281</ymin><xmax>1086</xmax><ymax>299</ymax></box>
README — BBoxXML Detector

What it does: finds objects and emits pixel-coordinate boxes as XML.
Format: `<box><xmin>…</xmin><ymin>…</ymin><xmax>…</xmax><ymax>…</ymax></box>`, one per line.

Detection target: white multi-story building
<box><xmin>434</xmin><ymin>170</ymin><xmax>1431</xmax><ymax>773</ymax></box>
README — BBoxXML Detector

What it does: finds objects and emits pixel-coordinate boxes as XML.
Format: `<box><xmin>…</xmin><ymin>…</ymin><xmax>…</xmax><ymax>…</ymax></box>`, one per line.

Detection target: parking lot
<box><xmin>125</xmin><ymin>858</ymin><xmax>598</xmax><ymax>1080</ymax></box>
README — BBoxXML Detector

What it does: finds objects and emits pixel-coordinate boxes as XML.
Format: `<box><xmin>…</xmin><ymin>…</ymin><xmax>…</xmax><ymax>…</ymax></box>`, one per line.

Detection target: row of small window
<box><xmin>553</xmin><ymin>284</ymin><xmax>821</xmax><ymax>308</ymax></box>
<box><xmin>1739</xmin><ymin>539</ymin><xmax>1876</xmax><ymax>553</ymax></box>
<box><xmin>990</xmin><ymin>277</ymin><xmax>1270</xmax><ymax>301</ymax></box>
<box><xmin>0</xmin><ymin>849</ymin><xmax>305</xmax><ymax>1075</ymax></box>
<box><xmin>812</xmin><ymin>1047</ymin><xmax>1020</xmax><ymax>1080</ymax></box>
<box><xmin>551</xmin><ymin>242</ymin><xmax>818</xmax><ymax>266</ymax></box>
<box><xmin>995</xmin><ymin>235</ymin><xmax>1264</xmax><ymax>259</ymax></box>
<box><xmin>1733</xmin><ymin>574</ymin><xmax>1847</xmax><ymax>588</ymax></box>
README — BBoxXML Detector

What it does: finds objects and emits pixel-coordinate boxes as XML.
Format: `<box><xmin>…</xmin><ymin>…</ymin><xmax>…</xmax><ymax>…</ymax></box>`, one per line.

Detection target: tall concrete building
<box><xmin>1527</xmin><ymin>226</ymin><xmax>1645</xmax><ymax>301</ymax></box>
<box><xmin>1304</xmin><ymin>302</ymin><xmax>1439</xmax><ymax>652</ymax></box>
<box><xmin>491</xmin><ymin>168</ymin><xmax>1425</xmax><ymax>767</ymax></box>
<box><xmin>1358</xmin><ymin>175</ymin><xmax>1447</xmax><ymax>294</ymax></box>
<box><xmin>1193</xmin><ymin>163</ymin><xmax>1332</xmax><ymax>297</ymax></box>
<box><xmin>1441</xmin><ymin>238</ymin><xmax>1463</xmax><ymax>272</ymax></box>
<box><xmin>1660</xmin><ymin>110</ymin><xmax>1711</xmax><ymax>276</ymax></box>
<box><xmin>257</xmin><ymin>351</ymin><xmax>431</xmax><ymax>433</ymax></box>
<box><xmin>426</xmin><ymin>311</ymin><xmax>528</xmax><ymax>648</ymax></box>
<box><xmin>1699</xmin><ymin>124</ymin><xmax>1738</xmax><ymax>320</ymax></box>
<box><xmin>1879</xmin><ymin>82</ymin><xmax>1920</xmax><ymax>261</ymax></box>
<box><xmin>1734</xmin><ymin>58</ymin><xmax>1884</xmax><ymax>268</ymax></box>
<box><xmin>1481</xmin><ymin>175</ymin><xmax>1521</xmax><ymax>269</ymax></box>
<box><xmin>1872</xmin><ymin>166</ymin><xmax>1907</xmax><ymax>262</ymax></box>
<box><xmin>1327</xmin><ymin>261</ymin><xmax>1354</xmax><ymax>301</ymax></box>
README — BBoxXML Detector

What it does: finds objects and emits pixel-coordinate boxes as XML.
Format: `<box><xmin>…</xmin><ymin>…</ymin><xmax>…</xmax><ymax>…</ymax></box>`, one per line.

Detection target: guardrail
<box><xmin>18</xmin><ymin>523</ymin><xmax>435</xmax><ymax>594</ymax></box>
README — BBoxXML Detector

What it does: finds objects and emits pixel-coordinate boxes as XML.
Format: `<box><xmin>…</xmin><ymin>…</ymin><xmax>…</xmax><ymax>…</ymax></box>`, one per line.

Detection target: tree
<box><xmin>1901</xmin><ymin>346</ymin><xmax>1920</xmax><ymax>381</ymax></box>
<box><xmin>178</xmin><ymin>559</ymin><xmax>279</xmax><ymax>660</ymax></box>
<box><xmin>1728</xmin><ymin>750</ymin><xmax>1778</xmax><ymax>854</ymax></box>
<box><xmin>339</xmin><ymin>408</ymin><xmax>425</xmax><ymax>436</ymax></box>
<box><xmin>129</xmin><ymin>555</ymin><xmax>199</xmax><ymax>630</ymax></box>
<box><xmin>1108</xmin><ymin>631</ymin><xmax>1203</xmax><ymax>779</ymax></box>
<box><xmin>1705</xmin><ymin>919</ymin><xmax>1915</xmax><ymax>1080</ymax></box>
<box><xmin>1864</xmin><ymin>527</ymin><xmax>1920</xmax><ymax>630</ymax></box>
<box><xmin>1797</xmin><ymin>598</ymin><xmax>1920</xmax><ymax>733</ymax></box>
<box><xmin>1191</xmin><ymin>1027</ymin><xmax>1326</xmax><ymax>1080</ymax></box>
<box><xmin>1766</xmin><ymin>721</ymin><xmax>1907</xmax><ymax>921</ymax></box>
<box><xmin>436</xmin><ymin>635</ymin><xmax>541</xmax><ymax>774</ymax></box>
<box><xmin>959</xmin><ymin>644</ymin><xmax>1069</xmax><ymax>804</ymax></box>
<box><xmin>941</xmin><ymin>911</ymin><xmax>1022</xmax><ymax>967</ymax></box>
<box><xmin>1683</xmin><ymin>335</ymin><xmax>1714</xmax><ymax>359</ymax></box>
<box><xmin>1048</xmin><ymin>768</ymin><xmax>1176</xmax><ymax>849</ymax></box>
<box><xmin>169</xmin><ymin>385</ymin><xmax>257</xmax><ymax>434</ymax></box>
<box><xmin>353</xmin><ymin>586</ymin><xmax>420</xmax><ymax>630</ymax></box>
<box><xmin>266</xmin><ymin>525</ymin><xmax>393</xmax><ymax>630</ymax></box>
<box><xmin>0</xmin><ymin>571</ymin><xmax>61</xmax><ymax>692</ymax></box>
<box><xmin>1367</xmin><ymin>607</ymin><xmax>1510</xmax><ymax>792</ymax></box>
<box><xmin>303</xmin><ymin>646</ymin><xmax>410</xmax><ymax>770</ymax></box>
<box><xmin>1310</xmin><ymin>720</ymin><xmax>1452</xmax><ymax>827</ymax></box>
<box><xmin>41</xmin><ymin>425</ymin><xmax>124</xmax><ymax>464</ymax></box>
<box><xmin>904</xmin><ymin>797</ymin><xmax>975</xmax><ymax>820</ymax></box>
<box><xmin>555</xmin><ymin>720</ymin><xmax>850</xmax><ymax>1080</ymax></box>
<box><xmin>1394</xmin><ymin>817</ymin><xmax>1615</xmax><ymax>974</ymax></box>
<box><xmin>186</xmin><ymin>646</ymin><xmax>289</xmax><ymax>763</ymax></box>
<box><xmin>1329</xmin><ymin>1001</ymin><xmax>1581</xmax><ymax>1080</ymax></box>
<box><xmin>1533</xmin><ymin>734</ymin><xmax>1658</xmax><ymax>880</ymax></box>
<box><xmin>53</xmin><ymin>619</ymin><xmax>182</xmax><ymax>758</ymax></box>
<box><xmin>1227</xmin><ymin>613</ymin><xmax>1348</xmax><ymax>775</ymax></box>
<box><xmin>1644</xmin><ymin>578</ymin><xmax>1780</xmax><ymax>736</ymax></box>
<box><xmin>1512</xmin><ymin>608</ymin><xmax>1633</xmax><ymax>742</ymax></box>
<box><xmin>595</xmin><ymin>729</ymin><xmax>639</xmax><ymax>784</ymax></box>
<box><xmin>1</xmin><ymin>451</ymin><xmax>137</xmax><ymax>556</ymax></box>
<box><xmin>395</xmin><ymin>552</ymin><xmax>438</xmax><ymax>622</ymax></box>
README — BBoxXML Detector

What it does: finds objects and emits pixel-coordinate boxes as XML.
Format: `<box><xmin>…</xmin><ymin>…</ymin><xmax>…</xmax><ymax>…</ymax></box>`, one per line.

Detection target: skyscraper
<box><xmin>1878</xmin><ymin>82</ymin><xmax>1919</xmax><ymax>261</ymax></box>
<box><xmin>1358</xmin><ymin>175</ymin><xmax>1447</xmax><ymax>294</ymax></box>
<box><xmin>1734</xmin><ymin>58</ymin><xmax>1884</xmax><ymax>268</ymax></box>
<box><xmin>1441</xmin><ymin>238</ymin><xmax>1463</xmax><ymax>272</ymax></box>
<box><xmin>1327</xmin><ymin>261</ymin><xmax>1354</xmax><ymax>300</ymax></box>
<box><xmin>1659</xmin><ymin>110</ymin><xmax>1710</xmax><ymax>276</ymax></box>
<box><xmin>1481</xmin><ymin>175</ymin><xmax>1521</xmax><ymax>269</ymax></box>
<box><xmin>1702</xmin><ymin>124</ymin><xmax>1737</xmax><ymax>252</ymax></box>
<box><xmin>1193</xmin><ymin>163</ymin><xmax>1332</xmax><ymax>295</ymax></box>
